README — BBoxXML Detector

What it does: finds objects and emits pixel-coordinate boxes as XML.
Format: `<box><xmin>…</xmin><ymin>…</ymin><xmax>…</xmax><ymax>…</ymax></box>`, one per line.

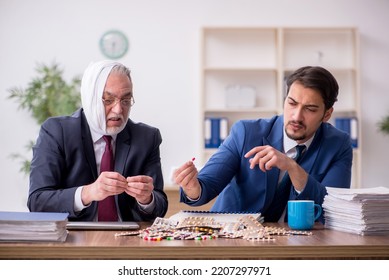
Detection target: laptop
<box><xmin>66</xmin><ymin>221</ymin><xmax>139</xmax><ymax>230</ymax></box>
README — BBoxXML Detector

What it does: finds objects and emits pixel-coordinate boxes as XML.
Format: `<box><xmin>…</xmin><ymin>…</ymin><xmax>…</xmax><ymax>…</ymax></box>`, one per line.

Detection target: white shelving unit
<box><xmin>200</xmin><ymin>27</ymin><xmax>361</xmax><ymax>187</ymax></box>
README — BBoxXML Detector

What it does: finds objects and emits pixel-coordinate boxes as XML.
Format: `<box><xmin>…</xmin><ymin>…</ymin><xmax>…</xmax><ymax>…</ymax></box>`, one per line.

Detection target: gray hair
<box><xmin>110</xmin><ymin>64</ymin><xmax>132</xmax><ymax>82</ymax></box>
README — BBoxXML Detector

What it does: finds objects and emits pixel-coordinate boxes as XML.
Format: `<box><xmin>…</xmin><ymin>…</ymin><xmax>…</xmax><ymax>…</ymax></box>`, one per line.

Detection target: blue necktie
<box><xmin>264</xmin><ymin>145</ymin><xmax>306</xmax><ymax>222</ymax></box>
<box><xmin>98</xmin><ymin>135</ymin><xmax>118</xmax><ymax>221</ymax></box>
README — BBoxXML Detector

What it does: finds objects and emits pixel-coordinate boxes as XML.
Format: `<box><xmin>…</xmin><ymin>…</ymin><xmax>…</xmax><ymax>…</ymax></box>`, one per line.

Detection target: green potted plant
<box><xmin>8</xmin><ymin>62</ymin><xmax>81</xmax><ymax>174</ymax></box>
<box><xmin>378</xmin><ymin>115</ymin><xmax>389</xmax><ymax>136</ymax></box>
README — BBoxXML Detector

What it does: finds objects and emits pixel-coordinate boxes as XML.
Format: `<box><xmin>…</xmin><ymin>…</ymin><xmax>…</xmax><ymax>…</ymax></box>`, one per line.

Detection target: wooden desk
<box><xmin>1</xmin><ymin>223</ymin><xmax>389</xmax><ymax>260</ymax></box>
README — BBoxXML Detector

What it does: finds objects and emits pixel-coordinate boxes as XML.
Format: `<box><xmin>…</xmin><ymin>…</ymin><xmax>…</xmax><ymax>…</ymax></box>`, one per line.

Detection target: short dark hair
<box><xmin>286</xmin><ymin>66</ymin><xmax>339</xmax><ymax>110</ymax></box>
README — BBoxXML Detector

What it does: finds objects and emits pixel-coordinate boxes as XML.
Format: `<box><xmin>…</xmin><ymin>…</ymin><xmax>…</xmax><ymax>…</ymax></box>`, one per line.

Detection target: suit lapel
<box><xmin>81</xmin><ymin>111</ymin><xmax>98</xmax><ymax>179</ymax></box>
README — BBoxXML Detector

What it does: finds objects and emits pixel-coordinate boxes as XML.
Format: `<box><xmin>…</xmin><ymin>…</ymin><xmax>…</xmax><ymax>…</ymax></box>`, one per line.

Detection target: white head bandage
<box><xmin>80</xmin><ymin>60</ymin><xmax>122</xmax><ymax>135</ymax></box>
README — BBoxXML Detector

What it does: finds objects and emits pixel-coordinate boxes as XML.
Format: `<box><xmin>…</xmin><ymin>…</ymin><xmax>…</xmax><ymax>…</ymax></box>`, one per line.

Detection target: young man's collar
<box><xmin>283</xmin><ymin>130</ymin><xmax>314</xmax><ymax>153</ymax></box>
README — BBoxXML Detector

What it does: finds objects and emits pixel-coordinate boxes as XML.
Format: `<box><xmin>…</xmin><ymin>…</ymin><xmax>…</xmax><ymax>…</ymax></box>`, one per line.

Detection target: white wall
<box><xmin>1</xmin><ymin>0</ymin><xmax>388</xmax><ymax>211</ymax></box>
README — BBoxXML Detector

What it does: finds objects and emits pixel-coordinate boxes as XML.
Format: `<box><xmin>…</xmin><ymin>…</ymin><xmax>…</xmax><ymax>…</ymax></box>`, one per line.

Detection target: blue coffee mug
<box><xmin>287</xmin><ymin>200</ymin><xmax>322</xmax><ymax>230</ymax></box>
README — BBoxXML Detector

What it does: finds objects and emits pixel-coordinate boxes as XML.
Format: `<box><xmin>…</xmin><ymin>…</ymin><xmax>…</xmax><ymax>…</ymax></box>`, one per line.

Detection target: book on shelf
<box><xmin>0</xmin><ymin>211</ymin><xmax>69</xmax><ymax>242</ymax></box>
<box><xmin>335</xmin><ymin>117</ymin><xmax>358</xmax><ymax>148</ymax></box>
<box><xmin>204</xmin><ymin>117</ymin><xmax>228</xmax><ymax>148</ymax></box>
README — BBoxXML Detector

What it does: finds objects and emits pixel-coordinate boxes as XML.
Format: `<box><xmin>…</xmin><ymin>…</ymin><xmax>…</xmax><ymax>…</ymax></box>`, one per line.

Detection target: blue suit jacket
<box><xmin>28</xmin><ymin>109</ymin><xmax>168</xmax><ymax>221</ymax></box>
<box><xmin>181</xmin><ymin>116</ymin><xmax>352</xmax><ymax>223</ymax></box>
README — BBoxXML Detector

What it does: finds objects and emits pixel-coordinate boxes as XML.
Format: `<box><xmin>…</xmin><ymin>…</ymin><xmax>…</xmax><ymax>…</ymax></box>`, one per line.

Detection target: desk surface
<box><xmin>1</xmin><ymin>223</ymin><xmax>389</xmax><ymax>259</ymax></box>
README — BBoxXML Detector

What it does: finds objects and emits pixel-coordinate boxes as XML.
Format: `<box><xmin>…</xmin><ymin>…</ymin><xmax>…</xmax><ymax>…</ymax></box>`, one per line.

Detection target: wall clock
<box><xmin>99</xmin><ymin>30</ymin><xmax>129</xmax><ymax>59</ymax></box>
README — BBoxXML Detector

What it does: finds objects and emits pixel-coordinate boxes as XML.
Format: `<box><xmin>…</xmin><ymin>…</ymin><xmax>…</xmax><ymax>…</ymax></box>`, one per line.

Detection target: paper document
<box><xmin>323</xmin><ymin>186</ymin><xmax>389</xmax><ymax>235</ymax></box>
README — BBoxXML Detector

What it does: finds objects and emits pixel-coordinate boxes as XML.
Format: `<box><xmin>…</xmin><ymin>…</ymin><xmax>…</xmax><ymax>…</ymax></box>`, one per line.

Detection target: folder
<box><xmin>204</xmin><ymin>117</ymin><xmax>229</xmax><ymax>149</ymax></box>
<box><xmin>335</xmin><ymin>117</ymin><xmax>358</xmax><ymax>148</ymax></box>
<box><xmin>0</xmin><ymin>211</ymin><xmax>69</xmax><ymax>242</ymax></box>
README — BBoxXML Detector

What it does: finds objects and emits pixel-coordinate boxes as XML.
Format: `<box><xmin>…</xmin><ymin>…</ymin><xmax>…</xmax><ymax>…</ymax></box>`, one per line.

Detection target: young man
<box><xmin>174</xmin><ymin>66</ymin><xmax>352</xmax><ymax>223</ymax></box>
<box><xmin>28</xmin><ymin>60</ymin><xmax>168</xmax><ymax>221</ymax></box>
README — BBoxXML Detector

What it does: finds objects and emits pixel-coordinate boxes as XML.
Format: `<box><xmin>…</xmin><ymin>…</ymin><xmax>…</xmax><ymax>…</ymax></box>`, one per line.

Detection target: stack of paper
<box><xmin>323</xmin><ymin>186</ymin><xmax>389</xmax><ymax>235</ymax></box>
<box><xmin>0</xmin><ymin>211</ymin><xmax>69</xmax><ymax>242</ymax></box>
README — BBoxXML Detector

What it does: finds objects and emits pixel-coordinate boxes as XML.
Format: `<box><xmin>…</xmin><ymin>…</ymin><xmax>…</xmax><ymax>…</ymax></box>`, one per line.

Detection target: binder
<box><xmin>210</xmin><ymin>118</ymin><xmax>220</xmax><ymax>148</ymax></box>
<box><xmin>335</xmin><ymin>117</ymin><xmax>358</xmax><ymax>148</ymax></box>
<box><xmin>204</xmin><ymin>118</ymin><xmax>212</xmax><ymax>148</ymax></box>
<box><xmin>204</xmin><ymin>117</ymin><xmax>229</xmax><ymax>149</ymax></box>
<box><xmin>350</xmin><ymin>117</ymin><xmax>358</xmax><ymax>148</ymax></box>
<box><xmin>0</xmin><ymin>211</ymin><xmax>69</xmax><ymax>242</ymax></box>
<box><xmin>219</xmin><ymin>117</ymin><xmax>228</xmax><ymax>144</ymax></box>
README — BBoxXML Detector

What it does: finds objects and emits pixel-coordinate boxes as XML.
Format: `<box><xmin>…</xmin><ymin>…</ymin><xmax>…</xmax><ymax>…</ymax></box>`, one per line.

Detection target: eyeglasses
<box><xmin>102</xmin><ymin>97</ymin><xmax>135</xmax><ymax>108</ymax></box>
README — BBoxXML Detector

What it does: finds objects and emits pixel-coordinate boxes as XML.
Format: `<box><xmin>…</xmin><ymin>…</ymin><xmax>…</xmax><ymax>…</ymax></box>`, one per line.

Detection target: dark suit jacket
<box><xmin>28</xmin><ymin>108</ymin><xmax>168</xmax><ymax>221</ymax></box>
<box><xmin>181</xmin><ymin>115</ymin><xmax>352</xmax><ymax>223</ymax></box>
